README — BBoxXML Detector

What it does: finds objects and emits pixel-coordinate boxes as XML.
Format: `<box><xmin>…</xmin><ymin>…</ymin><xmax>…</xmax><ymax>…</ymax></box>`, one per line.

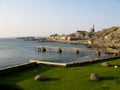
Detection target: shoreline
<box><xmin>44</xmin><ymin>39</ymin><xmax>120</xmax><ymax>54</ymax></box>
<box><xmin>0</xmin><ymin>54</ymin><xmax>120</xmax><ymax>75</ymax></box>
<box><xmin>1</xmin><ymin>38</ymin><xmax>119</xmax><ymax>69</ymax></box>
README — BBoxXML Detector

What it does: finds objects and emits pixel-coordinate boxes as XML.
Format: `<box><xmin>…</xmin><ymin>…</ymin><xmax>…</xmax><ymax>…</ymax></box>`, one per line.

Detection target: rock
<box><xmin>34</xmin><ymin>74</ymin><xmax>47</xmax><ymax>81</ymax></box>
<box><xmin>95</xmin><ymin>50</ymin><xmax>100</xmax><ymax>57</ymax></box>
<box><xmin>90</xmin><ymin>73</ymin><xmax>100</xmax><ymax>80</ymax></box>
<box><xmin>101</xmin><ymin>62</ymin><xmax>110</xmax><ymax>67</ymax></box>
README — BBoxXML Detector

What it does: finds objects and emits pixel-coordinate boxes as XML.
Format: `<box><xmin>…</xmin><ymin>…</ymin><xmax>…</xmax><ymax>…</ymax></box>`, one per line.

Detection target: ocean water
<box><xmin>0</xmin><ymin>38</ymin><xmax>91</xmax><ymax>68</ymax></box>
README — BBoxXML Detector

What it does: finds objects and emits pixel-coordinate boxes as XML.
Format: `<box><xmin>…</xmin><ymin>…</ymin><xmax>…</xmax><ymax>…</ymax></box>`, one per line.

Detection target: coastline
<box><xmin>44</xmin><ymin>38</ymin><xmax>120</xmax><ymax>54</ymax></box>
<box><xmin>0</xmin><ymin>39</ymin><xmax>118</xmax><ymax>69</ymax></box>
<box><xmin>0</xmin><ymin>38</ymin><xmax>88</xmax><ymax>69</ymax></box>
<box><xmin>0</xmin><ymin>53</ymin><xmax>119</xmax><ymax>75</ymax></box>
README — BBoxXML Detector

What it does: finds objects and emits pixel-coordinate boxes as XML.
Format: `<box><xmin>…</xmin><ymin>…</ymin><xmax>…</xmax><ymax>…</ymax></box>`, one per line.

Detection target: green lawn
<box><xmin>0</xmin><ymin>59</ymin><xmax>120</xmax><ymax>90</ymax></box>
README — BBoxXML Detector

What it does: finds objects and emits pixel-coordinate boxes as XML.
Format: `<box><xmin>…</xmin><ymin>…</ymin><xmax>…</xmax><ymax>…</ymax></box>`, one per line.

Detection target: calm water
<box><xmin>0</xmin><ymin>38</ymin><xmax>91</xmax><ymax>68</ymax></box>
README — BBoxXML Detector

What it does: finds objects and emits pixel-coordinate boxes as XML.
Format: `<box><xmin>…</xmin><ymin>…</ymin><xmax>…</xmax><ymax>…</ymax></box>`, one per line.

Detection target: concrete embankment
<box><xmin>29</xmin><ymin>55</ymin><xmax>120</xmax><ymax>67</ymax></box>
<box><xmin>0</xmin><ymin>62</ymin><xmax>37</xmax><ymax>75</ymax></box>
<box><xmin>0</xmin><ymin>55</ymin><xmax>120</xmax><ymax>75</ymax></box>
<box><xmin>30</xmin><ymin>60</ymin><xmax>67</xmax><ymax>67</ymax></box>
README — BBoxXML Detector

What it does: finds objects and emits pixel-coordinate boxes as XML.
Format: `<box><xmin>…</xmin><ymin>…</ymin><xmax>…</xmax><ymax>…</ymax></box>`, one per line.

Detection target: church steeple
<box><xmin>90</xmin><ymin>25</ymin><xmax>95</xmax><ymax>33</ymax></box>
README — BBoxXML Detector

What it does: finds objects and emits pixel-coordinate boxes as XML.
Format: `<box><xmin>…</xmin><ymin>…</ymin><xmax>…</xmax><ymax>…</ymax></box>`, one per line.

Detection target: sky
<box><xmin>0</xmin><ymin>0</ymin><xmax>120</xmax><ymax>38</ymax></box>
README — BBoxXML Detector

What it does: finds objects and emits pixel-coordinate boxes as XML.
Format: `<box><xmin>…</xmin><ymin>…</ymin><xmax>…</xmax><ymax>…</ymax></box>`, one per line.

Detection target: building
<box><xmin>90</xmin><ymin>25</ymin><xmax>95</xmax><ymax>33</ymax></box>
<box><xmin>49</xmin><ymin>34</ymin><xmax>68</xmax><ymax>40</ymax></box>
<box><xmin>49</xmin><ymin>34</ymin><xmax>60</xmax><ymax>40</ymax></box>
<box><xmin>67</xmin><ymin>34</ymin><xmax>84</xmax><ymax>41</ymax></box>
<box><xmin>49</xmin><ymin>29</ymin><xmax>88</xmax><ymax>41</ymax></box>
<box><xmin>59</xmin><ymin>35</ymin><xmax>68</xmax><ymax>40</ymax></box>
<box><xmin>75</xmin><ymin>30</ymin><xmax>86</xmax><ymax>37</ymax></box>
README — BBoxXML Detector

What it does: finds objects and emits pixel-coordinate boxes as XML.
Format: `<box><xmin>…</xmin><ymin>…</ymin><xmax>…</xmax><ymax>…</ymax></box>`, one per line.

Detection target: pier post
<box><xmin>75</xmin><ymin>50</ymin><xmax>79</xmax><ymax>54</ymax></box>
<box><xmin>42</xmin><ymin>47</ymin><xmax>46</xmax><ymax>52</ymax></box>
<box><xmin>38</xmin><ymin>48</ymin><xmax>41</xmax><ymax>52</ymax></box>
<box><xmin>95</xmin><ymin>50</ymin><xmax>100</xmax><ymax>57</ymax></box>
<box><xmin>38</xmin><ymin>47</ymin><xmax>46</xmax><ymax>52</ymax></box>
<box><xmin>57</xmin><ymin>48</ymin><xmax>62</xmax><ymax>53</ymax></box>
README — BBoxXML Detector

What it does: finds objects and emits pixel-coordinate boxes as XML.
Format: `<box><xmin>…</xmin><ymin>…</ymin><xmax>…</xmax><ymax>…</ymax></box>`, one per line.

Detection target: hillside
<box><xmin>89</xmin><ymin>26</ymin><xmax>120</xmax><ymax>49</ymax></box>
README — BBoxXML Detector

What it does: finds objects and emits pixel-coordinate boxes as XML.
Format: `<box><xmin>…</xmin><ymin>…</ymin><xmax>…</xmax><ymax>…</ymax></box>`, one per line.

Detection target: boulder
<box><xmin>34</xmin><ymin>74</ymin><xmax>47</xmax><ymax>81</ymax></box>
<box><xmin>101</xmin><ymin>62</ymin><xmax>110</xmax><ymax>67</ymax></box>
<box><xmin>90</xmin><ymin>73</ymin><xmax>100</xmax><ymax>80</ymax></box>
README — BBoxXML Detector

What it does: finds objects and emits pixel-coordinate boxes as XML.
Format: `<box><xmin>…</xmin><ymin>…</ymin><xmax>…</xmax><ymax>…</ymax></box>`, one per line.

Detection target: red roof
<box><xmin>76</xmin><ymin>30</ymin><xmax>86</xmax><ymax>32</ymax></box>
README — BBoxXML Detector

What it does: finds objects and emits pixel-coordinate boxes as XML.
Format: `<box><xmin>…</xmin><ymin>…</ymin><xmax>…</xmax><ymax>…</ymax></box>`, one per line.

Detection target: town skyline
<box><xmin>0</xmin><ymin>0</ymin><xmax>120</xmax><ymax>38</ymax></box>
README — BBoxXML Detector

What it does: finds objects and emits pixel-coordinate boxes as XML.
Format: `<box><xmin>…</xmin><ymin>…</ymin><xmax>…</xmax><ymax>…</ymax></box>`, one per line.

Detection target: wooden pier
<box><xmin>36</xmin><ymin>46</ymin><xmax>92</xmax><ymax>53</ymax></box>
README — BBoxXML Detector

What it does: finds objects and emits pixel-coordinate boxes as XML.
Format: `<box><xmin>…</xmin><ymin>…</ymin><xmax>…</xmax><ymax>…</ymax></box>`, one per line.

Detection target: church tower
<box><xmin>90</xmin><ymin>25</ymin><xmax>95</xmax><ymax>33</ymax></box>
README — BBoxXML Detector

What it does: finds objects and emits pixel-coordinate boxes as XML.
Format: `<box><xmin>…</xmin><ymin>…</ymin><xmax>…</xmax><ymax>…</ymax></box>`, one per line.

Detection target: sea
<box><xmin>0</xmin><ymin>38</ymin><xmax>92</xmax><ymax>69</ymax></box>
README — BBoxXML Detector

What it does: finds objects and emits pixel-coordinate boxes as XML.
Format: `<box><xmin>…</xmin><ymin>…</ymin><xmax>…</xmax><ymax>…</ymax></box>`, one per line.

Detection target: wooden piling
<box><xmin>57</xmin><ymin>48</ymin><xmax>62</xmax><ymax>53</ymax></box>
<box><xmin>41</xmin><ymin>47</ymin><xmax>46</xmax><ymax>52</ymax></box>
<box><xmin>75</xmin><ymin>50</ymin><xmax>79</xmax><ymax>54</ymax></box>
<box><xmin>95</xmin><ymin>50</ymin><xmax>100</xmax><ymax>57</ymax></box>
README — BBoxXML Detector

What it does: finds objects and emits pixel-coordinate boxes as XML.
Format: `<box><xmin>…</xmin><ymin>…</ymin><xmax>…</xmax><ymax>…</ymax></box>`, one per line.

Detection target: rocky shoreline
<box><xmin>18</xmin><ymin>26</ymin><xmax>120</xmax><ymax>56</ymax></box>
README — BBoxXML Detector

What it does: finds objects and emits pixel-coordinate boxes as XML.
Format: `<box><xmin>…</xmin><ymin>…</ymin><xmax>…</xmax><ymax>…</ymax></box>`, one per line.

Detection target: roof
<box><xmin>76</xmin><ymin>30</ymin><xmax>86</xmax><ymax>32</ymax></box>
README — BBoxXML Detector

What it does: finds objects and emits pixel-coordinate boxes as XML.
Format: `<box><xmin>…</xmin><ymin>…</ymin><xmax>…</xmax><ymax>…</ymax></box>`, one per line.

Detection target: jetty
<box><xmin>36</xmin><ymin>46</ymin><xmax>92</xmax><ymax>53</ymax></box>
<box><xmin>30</xmin><ymin>54</ymin><xmax>120</xmax><ymax>67</ymax></box>
<box><xmin>30</xmin><ymin>60</ymin><xmax>67</xmax><ymax>67</ymax></box>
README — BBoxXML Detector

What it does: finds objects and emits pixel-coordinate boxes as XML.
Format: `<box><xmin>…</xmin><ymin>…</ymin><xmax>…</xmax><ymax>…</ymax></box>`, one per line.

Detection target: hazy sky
<box><xmin>0</xmin><ymin>0</ymin><xmax>120</xmax><ymax>37</ymax></box>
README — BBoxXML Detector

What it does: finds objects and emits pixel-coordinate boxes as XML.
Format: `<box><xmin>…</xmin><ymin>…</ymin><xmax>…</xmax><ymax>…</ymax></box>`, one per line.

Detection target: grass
<box><xmin>1</xmin><ymin>59</ymin><xmax>120</xmax><ymax>90</ymax></box>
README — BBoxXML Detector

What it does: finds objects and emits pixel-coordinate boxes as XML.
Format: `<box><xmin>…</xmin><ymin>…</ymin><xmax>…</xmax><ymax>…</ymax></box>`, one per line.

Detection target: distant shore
<box><xmin>17</xmin><ymin>36</ymin><xmax>120</xmax><ymax>56</ymax></box>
